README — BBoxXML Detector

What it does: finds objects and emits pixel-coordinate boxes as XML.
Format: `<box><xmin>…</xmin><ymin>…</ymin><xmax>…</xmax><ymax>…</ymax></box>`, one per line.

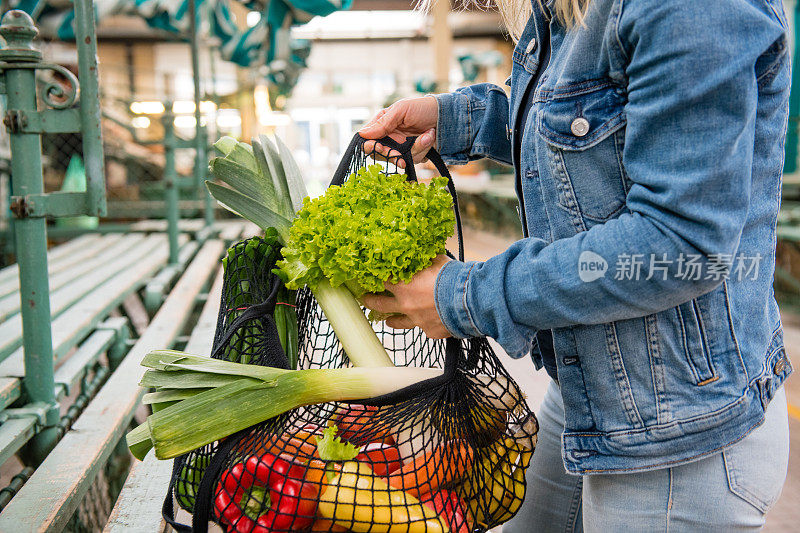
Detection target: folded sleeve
<box><xmin>434</xmin><ymin>83</ymin><xmax>512</xmax><ymax>166</ymax></box>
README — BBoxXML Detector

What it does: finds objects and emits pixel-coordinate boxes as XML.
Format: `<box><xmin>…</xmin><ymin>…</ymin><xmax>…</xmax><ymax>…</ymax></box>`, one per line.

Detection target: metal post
<box><xmin>0</xmin><ymin>11</ymin><xmax>59</xmax><ymax>463</ymax></box>
<box><xmin>188</xmin><ymin>0</ymin><xmax>213</xmax><ymax>227</ymax></box>
<box><xmin>73</xmin><ymin>0</ymin><xmax>107</xmax><ymax>216</ymax></box>
<box><xmin>161</xmin><ymin>102</ymin><xmax>180</xmax><ymax>264</ymax></box>
<box><xmin>2</xmin><ymin>171</ymin><xmax>14</xmax><ymax>257</ymax></box>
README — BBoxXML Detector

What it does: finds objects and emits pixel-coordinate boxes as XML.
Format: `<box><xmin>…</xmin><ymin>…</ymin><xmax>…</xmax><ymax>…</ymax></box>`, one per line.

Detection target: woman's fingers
<box><xmin>361</xmin><ymin>293</ymin><xmax>400</xmax><ymax>315</ymax></box>
<box><xmin>360</xmin><ymin>106</ymin><xmax>401</xmax><ymax>140</ymax></box>
<box><xmin>359</xmin><ymin>97</ymin><xmax>439</xmax><ymax>168</ymax></box>
<box><xmin>386</xmin><ymin>315</ymin><xmax>414</xmax><ymax>329</ymax></box>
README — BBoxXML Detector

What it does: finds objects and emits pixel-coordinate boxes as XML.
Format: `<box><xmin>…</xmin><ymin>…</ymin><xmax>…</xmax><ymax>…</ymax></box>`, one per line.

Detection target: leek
<box><xmin>127</xmin><ymin>350</ymin><xmax>444</xmax><ymax>460</ymax></box>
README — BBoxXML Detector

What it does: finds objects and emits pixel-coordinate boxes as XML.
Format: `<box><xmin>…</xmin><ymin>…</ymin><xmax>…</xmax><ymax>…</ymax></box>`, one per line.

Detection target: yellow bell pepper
<box><xmin>318</xmin><ymin>461</ymin><xmax>450</xmax><ymax>533</ymax></box>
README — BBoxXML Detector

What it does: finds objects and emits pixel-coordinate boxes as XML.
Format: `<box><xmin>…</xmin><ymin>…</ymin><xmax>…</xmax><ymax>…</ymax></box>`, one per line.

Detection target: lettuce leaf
<box><xmin>316</xmin><ymin>424</ymin><xmax>359</xmax><ymax>462</ymax></box>
<box><xmin>278</xmin><ymin>164</ymin><xmax>455</xmax><ymax>294</ymax></box>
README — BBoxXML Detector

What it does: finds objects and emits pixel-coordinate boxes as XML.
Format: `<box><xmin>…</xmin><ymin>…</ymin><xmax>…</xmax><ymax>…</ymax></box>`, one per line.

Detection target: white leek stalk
<box><xmin>313</xmin><ymin>279</ymin><xmax>394</xmax><ymax>367</ymax></box>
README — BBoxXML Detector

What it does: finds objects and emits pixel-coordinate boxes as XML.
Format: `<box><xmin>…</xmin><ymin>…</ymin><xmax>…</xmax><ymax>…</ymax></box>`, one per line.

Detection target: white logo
<box><xmin>578</xmin><ymin>251</ymin><xmax>607</xmax><ymax>282</ymax></box>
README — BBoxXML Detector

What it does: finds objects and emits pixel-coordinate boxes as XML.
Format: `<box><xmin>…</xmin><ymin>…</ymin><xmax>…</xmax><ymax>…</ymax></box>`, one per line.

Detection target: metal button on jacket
<box><xmin>774</xmin><ymin>357</ymin><xmax>787</xmax><ymax>374</ymax></box>
<box><xmin>526</xmin><ymin>38</ymin><xmax>537</xmax><ymax>54</ymax></box>
<box><xmin>571</xmin><ymin>117</ymin><xmax>590</xmax><ymax>137</ymax></box>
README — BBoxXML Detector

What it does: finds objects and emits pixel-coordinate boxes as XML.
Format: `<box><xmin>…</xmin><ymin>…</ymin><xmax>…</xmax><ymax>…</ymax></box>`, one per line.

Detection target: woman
<box><xmin>359</xmin><ymin>0</ymin><xmax>792</xmax><ymax>530</ymax></box>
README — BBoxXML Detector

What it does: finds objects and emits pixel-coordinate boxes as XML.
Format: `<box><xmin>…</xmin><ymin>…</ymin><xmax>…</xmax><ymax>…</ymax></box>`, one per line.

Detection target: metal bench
<box><xmin>0</xmin><ymin>231</ymin><xmax>189</xmax><ymax>474</ymax></box>
<box><xmin>0</xmin><ymin>239</ymin><xmax>227</xmax><ymax>532</ymax></box>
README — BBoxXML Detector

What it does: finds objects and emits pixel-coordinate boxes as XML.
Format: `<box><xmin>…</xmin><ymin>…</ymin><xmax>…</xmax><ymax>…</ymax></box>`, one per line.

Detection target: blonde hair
<box><xmin>417</xmin><ymin>0</ymin><xmax>591</xmax><ymax>41</ymax></box>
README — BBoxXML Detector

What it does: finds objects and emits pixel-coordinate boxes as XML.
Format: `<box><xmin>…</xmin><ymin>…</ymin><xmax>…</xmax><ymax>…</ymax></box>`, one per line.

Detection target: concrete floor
<box><xmin>452</xmin><ymin>226</ymin><xmax>799</xmax><ymax>532</ymax></box>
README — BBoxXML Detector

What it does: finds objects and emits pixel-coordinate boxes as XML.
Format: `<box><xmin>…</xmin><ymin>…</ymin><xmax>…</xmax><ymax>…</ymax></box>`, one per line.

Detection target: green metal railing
<box><xmin>0</xmin><ymin>4</ymin><xmax>108</xmax><ymax>463</ymax></box>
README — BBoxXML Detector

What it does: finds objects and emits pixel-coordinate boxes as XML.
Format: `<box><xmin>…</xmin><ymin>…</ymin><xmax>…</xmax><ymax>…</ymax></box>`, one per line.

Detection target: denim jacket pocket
<box><xmin>675</xmin><ymin>300</ymin><xmax>718</xmax><ymax>385</ymax></box>
<box><xmin>537</xmin><ymin>82</ymin><xmax>629</xmax><ymax>223</ymax></box>
<box><xmin>675</xmin><ymin>282</ymin><xmax>746</xmax><ymax>387</ymax></box>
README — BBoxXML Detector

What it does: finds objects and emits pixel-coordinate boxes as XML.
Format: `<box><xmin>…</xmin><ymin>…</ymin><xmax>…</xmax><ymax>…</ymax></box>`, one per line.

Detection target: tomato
<box><xmin>355</xmin><ymin>442</ymin><xmax>402</xmax><ymax>476</ymax></box>
<box><xmin>332</xmin><ymin>404</ymin><xmax>394</xmax><ymax>445</ymax></box>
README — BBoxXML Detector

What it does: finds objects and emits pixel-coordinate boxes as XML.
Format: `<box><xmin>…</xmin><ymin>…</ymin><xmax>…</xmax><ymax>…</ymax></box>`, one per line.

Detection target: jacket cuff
<box><xmin>434</xmin><ymin>259</ymin><xmax>483</xmax><ymax>338</ymax></box>
<box><xmin>433</xmin><ymin>92</ymin><xmax>471</xmax><ymax>164</ymax></box>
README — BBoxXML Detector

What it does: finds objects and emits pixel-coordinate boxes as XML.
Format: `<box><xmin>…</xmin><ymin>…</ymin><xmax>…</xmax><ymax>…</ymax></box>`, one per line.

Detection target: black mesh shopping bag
<box><xmin>163</xmin><ymin>134</ymin><xmax>538</xmax><ymax>533</ymax></box>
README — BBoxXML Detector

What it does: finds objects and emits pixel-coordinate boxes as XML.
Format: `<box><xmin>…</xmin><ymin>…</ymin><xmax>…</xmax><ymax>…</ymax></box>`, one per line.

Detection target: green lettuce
<box><xmin>278</xmin><ymin>164</ymin><xmax>455</xmax><ymax>296</ymax></box>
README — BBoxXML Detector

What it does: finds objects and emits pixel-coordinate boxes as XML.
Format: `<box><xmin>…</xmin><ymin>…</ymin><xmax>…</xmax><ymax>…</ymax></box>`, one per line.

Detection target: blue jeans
<box><xmin>504</xmin><ymin>382</ymin><xmax>789</xmax><ymax>532</ymax></box>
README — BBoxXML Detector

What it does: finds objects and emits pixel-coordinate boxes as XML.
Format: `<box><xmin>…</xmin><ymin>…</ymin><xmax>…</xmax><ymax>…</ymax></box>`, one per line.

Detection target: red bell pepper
<box><xmin>420</xmin><ymin>489</ymin><xmax>473</xmax><ymax>533</ymax></box>
<box><xmin>214</xmin><ymin>453</ymin><xmax>318</xmax><ymax>532</ymax></box>
<box><xmin>355</xmin><ymin>442</ymin><xmax>402</xmax><ymax>476</ymax></box>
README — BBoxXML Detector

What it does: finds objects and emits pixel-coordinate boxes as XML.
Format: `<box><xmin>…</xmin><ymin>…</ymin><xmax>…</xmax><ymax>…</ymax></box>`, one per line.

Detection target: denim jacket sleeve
<box><xmin>434</xmin><ymin>83</ymin><xmax>512</xmax><ymax>166</ymax></box>
<box><xmin>434</xmin><ymin>0</ymin><xmax>787</xmax><ymax>357</ymax></box>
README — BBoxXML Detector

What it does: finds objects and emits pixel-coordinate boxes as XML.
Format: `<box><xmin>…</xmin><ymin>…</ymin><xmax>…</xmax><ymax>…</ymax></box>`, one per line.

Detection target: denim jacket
<box><xmin>433</xmin><ymin>0</ymin><xmax>793</xmax><ymax>474</ymax></box>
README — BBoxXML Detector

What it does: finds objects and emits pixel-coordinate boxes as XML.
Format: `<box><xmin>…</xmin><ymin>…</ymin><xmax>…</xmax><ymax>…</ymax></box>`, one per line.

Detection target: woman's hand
<box><xmin>359</xmin><ymin>96</ymin><xmax>439</xmax><ymax>167</ymax></box>
<box><xmin>361</xmin><ymin>255</ymin><xmax>452</xmax><ymax>338</ymax></box>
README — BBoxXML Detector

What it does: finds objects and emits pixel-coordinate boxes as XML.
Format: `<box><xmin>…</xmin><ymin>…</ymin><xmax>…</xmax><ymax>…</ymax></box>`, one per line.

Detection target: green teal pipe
<box><xmin>188</xmin><ymin>0</ymin><xmax>214</xmax><ymax>227</ymax></box>
<box><xmin>162</xmin><ymin>102</ymin><xmax>180</xmax><ymax>264</ymax></box>
<box><xmin>785</xmin><ymin>1</ymin><xmax>800</xmax><ymax>173</ymax></box>
<box><xmin>0</xmin><ymin>11</ymin><xmax>59</xmax><ymax>464</ymax></box>
<box><xmin>73</xmin><ymin>0</ymin><xmax>107</xmax><ymax>216</ymax></box>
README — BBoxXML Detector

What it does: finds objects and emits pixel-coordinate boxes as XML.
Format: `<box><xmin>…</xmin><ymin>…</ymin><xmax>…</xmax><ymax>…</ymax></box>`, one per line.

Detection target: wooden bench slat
<box><xmin>44</xmin><ymin>234</ymin><xmax>103</xmax><ymax>262</ymax></box>
<box><xmin>242</xmin><ymin>222</ymin><xmax>261</xmax><ymax>238</ymax></box>
<box><xmin>0</xmin><ymin>235</ymin><xmax>188</xmax><ymax>377</ymax></box>
<box><xmin>217</xmin><ymin>221</ymin><xmax>246</xmax><ymax>242</ymax></box>
<box><xmin>0</xmin><ymin>417</ymin><xmax>36</xmax><ymax>467</ymax></box>
<box><xmin>130</xmin><ymin>219</ymin><xmax>206</xmax><ymax>233</ymax></box>
<box><xmin>184</xmin><ymin>266</ymin><xmax>225</xmax><ymax>355</ymax></box>
<box><xmin>0</xmin><ymin>234</ymin><xmax>145</xmax><ymax>324</ymax></box>
<box><xmin>103</xmin><ymin>450</ymin><xmax>172</xmax><ymax>533</ymax></box>
<box><xmin>106</xmin><ymin>265</ymin><xmax>226</xmax><ymax>533</ymax></box>
<box><xmin>143</xmin><ymin>241</ymin><xmax>202</xmax><ymax>312</ymax></box>
<box><xmin>0</xmin><ymin>321</ymin><xmax>125</xmax><ymax>414</ymax></box>
<box><xmin>0</xmin><ymin>235</ymin><xmax>169</xmax><ymax>360</ymax></box>
<box><xmin>0</xmin><ymin>240</ymin><xmax>225</xmax><ymax>533</ymax></box>
<box><xmin>46</xmin><ymin>234</ymin><xmax>140</xmax><ymax>291</ymax></box>
<box><xmin>0</xmin><ymin>377</ymin><xmax>21</xmax><ymax>412</ymax></box>
<box><xmin>53</xmin><ymin>328</ymin><xmax>117</xmax><ymax>399</ymax></box>
<box><xmin>105</xmin><ymin>267</ymin><xmax>225</xmax><ymax>533</ymax></box>
<box><xmin>0</xmin><ymin>234</ymin><xmax>99</xmax><ymax>286</ymax></box>
<box><xmin>0</xmin><ymin>234</ymin><xmax>114</xmax><ymax>299</ymax></box>
<box><xmin>43</xmin><ymin>234</ymin><xmax>127</xmax><ymax>278</ymax></box>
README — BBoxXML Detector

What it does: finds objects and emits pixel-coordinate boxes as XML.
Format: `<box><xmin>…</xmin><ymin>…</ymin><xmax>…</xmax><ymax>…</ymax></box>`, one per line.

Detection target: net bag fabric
<box><xmin>164</xmin><ymin>135</ymin><xmax>538</xmax><ymax>533</ymax></box>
